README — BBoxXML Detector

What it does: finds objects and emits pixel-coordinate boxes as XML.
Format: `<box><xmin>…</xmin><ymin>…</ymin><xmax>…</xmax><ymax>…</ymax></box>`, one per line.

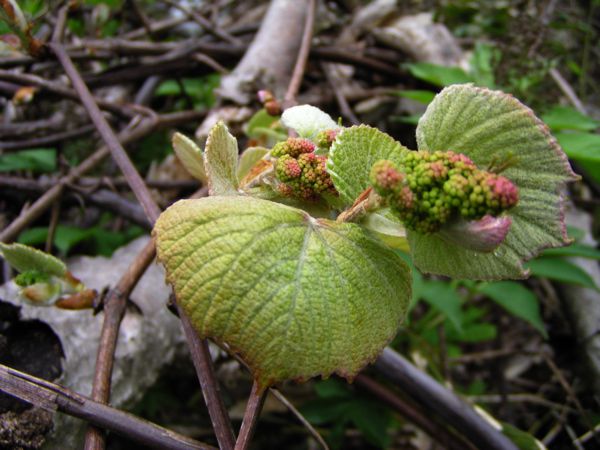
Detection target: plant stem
<box><xmin>0</xmin><ymin>364</ymin><xmax>216</xmax><ymax>450</ymax></box>
<box><xmin>354</xmin><ymin>374</ymin><xmax>476</xmax><ymax>450</ymax></box>
<box><xmin>283</xmin><ymin>0</ymin><xmax>316</xmax><ymax>108</ymax></box>
<box><xmin>49</xmin><ymin>43</ymin><xmax>236</xmax><ymax>450</ymax></box>
<box><xmin>374</xmin><ymin>347</ymin><xmax>518</xmax><ymax>450</ymax></box>
<box><xmin>234</xmin><ymin>382</ymin><xmax>266</xmax><ymax>450</ymax></box>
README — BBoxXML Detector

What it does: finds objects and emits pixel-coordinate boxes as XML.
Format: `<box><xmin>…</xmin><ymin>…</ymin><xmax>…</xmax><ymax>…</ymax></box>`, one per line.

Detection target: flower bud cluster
<box><xmin>271</xmin><ymin>137</ymin><xmax>315</xmax><ymax>158</ymax></box>
<box><xmin>273</xmin><ymin>138</ymin><xmax>337</xmax><ymax>200</ymax></box>
<box><xmin>316</xmin><ymin>129</ymin><xmax>339</xmax><ymax>150</ymax></box>
<box><xmin>370</xmin><ymin>151</ymin><xmax>519</xmax><ymax>233</ymax></box>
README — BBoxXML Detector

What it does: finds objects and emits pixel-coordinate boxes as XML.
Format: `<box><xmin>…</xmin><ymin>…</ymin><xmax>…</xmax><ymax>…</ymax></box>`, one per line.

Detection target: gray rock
<box><xmin>0</xmin><ymin>237</ymin><xmax>188</xmax><ymax>449</ymax></box>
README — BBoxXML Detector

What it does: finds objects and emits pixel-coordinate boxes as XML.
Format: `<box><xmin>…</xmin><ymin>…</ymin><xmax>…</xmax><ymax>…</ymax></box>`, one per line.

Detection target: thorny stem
<box><xmin>234</xmin><ymin>382</ymin><xmax>267</xmax><ymax>450</ymax></box>
<box><xmin>0</xmin><ymin>364</ymin><xmax>216</xmax><ymax>450</ymax></box>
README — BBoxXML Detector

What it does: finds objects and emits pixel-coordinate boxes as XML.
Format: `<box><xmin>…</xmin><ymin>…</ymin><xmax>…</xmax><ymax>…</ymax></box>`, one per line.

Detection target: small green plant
<box><xmin>153</xmin><ymin>84</ymin><xmax>577</xmax><ymax>390</ymax></box>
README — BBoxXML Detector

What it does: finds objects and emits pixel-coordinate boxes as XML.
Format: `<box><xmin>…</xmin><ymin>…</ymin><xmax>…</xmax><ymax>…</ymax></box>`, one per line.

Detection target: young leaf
<box><xmin>0</xmin><ymin>242</ymin><xmax>66</xmax><ymax>277</ymax></box>
<box><xmin>410</xmin><ymin>84</ymin><xmax>578</xmax><ymax>280</ymax></box>
<box><xmin>478</xmin><ymin>281</ymin><xmax>547</xmax><ymax>338</ymax></box>
<box><xmin>281</xmin><ymin>105</ymin><xmax>341</xmax><ymax>140</ymax></box>
<box><xmin>327</xmin><ymin>125</ymin><xmax>409</xmax><ymax>205</ymax></box>
<box><xmin>525</xmin><ymin>258</ymin><xmax>598</xmax><ymax>290</ymax></box>
<box><xmin>237</xmin><ymin>147</ymin><xmax>268</xmax><ymax>181</ymax></box>
<box><xmin>153</xmin><ymin>196</ymin><xmax>411</xmax><ymax>388</ymax></box>
<box><xmin>172</xmin><ymin>132</ymin><xmax>207</xmax><ymax>183</ymax></box>
<box><xmin>203</xmin><ymin>122</ymin><xmax>239</xmax><ymax>196</ymax></box>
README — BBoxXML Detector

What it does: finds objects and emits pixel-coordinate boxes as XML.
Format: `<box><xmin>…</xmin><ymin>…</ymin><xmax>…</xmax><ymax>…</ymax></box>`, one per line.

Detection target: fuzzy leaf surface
<box><xmin>172</xmin><ymin>132</ymin><xmax>206</xmax><ymax>182</ymax></box>
<box><xmin>204</xmin><ymin>122</ymin><xmax>239</xmax><ymax>195</ymax></box>
<box><xmin>411</xmin><ymin>84</ymin><xmax>578</xmax><ymax>280</ymax></box>
<box><xmin>281</xmin><ymin>105</ymin><xmax>340</xmax><ymax>140</ymax></box>
<box><xmin>327</xmin><ymin>125</ymin><xmax>409</xmax><ymax>205</ymax></box>
<box><xmin>154</xmin><ymin>196</ymin><xmax>410</xmax><ymax>387</ymax></box>
<box><xmin>0</xmin><ymin>242</ymin><xmax>66</xmax><ymax>277</ymax></box>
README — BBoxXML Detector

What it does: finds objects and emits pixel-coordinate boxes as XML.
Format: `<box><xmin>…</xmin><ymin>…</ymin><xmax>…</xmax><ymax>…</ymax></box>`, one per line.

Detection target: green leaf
<box><xmin>411</xmin><ymin>84</ymin><xmax>578</xmax><ymax>280</ymax></box>
<box><xmin>153</xmin><ymin>196</ymin><xmax>411</xmax><ymax>387</ymax></box>
<box><xmin>526</xmin><ymin>258</ymin><xmax>598</xmax><ymax>290</ymax></box>
<box><xmin>327</xmin><ymin>125</ymin><xmax>409</xmax><ymax>205</ymax></box>
<box><xmin>245</xmin><ymin>109</ymin><xmax>286</xmax><ymax>143</ymax></box>
<box><xmin>478</xmin><ymin>281</ymin><xmax>547</xmax><ymax>337</ymax></box>
<box><xmin>469</xmin><ymin>42</ymin><xmax>497</xmax><ymax>88</ymax></box>
<box><xmin>406</xmin><ymin>62</ymin><xmax>473</xmax><ymax>87</ymax></box>
<box><xmin>361</xmin><ymin>209</ymin><xmax>409</xmax><ymax>252</ymax></box>
<box><xmin>501</xmin><ymin>423</ymin><xmax>547</xmax><ymax>450</ymax></box>
<box><xmin>542</xmin><ymin>106</ymin><xmax>599</xmax><ymax>132</ymax></box>
<box><xmin>542</xmin><ymin>243</ymin><xmax>600</xmax><ymax>260</ymax></box>
<box><xmin>395</xmin><ymin>90</ymin><xmax>436</xmax><ymax>104</ymax></box>
<box><xmin>203</xmin><ymin>122</ymin><xmax>239</xmax><ymax>196</ymax></box>
<box><xmin>419</xmin><ymin>280</ymin><xmax>463</xmax><ymax>332</ymax></box>
<box><xmin>281</xmin><ymin>105</ymin><xmax>341</xmax><ymax>140</ymax></box>
<box><xmin>554</xmin><ymin>131</ymin><xmax>600</xmax><ymax>183</ymax></box>
<box><xmin>0</xmin><ymin>242</ymin><xmax>66</xmax><ymax>277</ymax></box>
<box><xmin>172</xmin><ymin>132</ymin><xmax>207</xmax><ymax>182</ymax></box>
<box><xmin>347</xmin><ymin>400</ymin><xmax>391</xmax><ymax>448</ymax></box>
<box><xmin>237</xmin><ymin>147</ymin><xmax>268</xmax><ymax>181</ymax></box>
<box><xmin>459</xmin><ymin>323</ymin><xmax>497</xmax><ymax>342</ymax></box>
<box><xmin>0</xmin><ymin>148</ymin><xmax>56</xmax><ymax>173</ymax></box>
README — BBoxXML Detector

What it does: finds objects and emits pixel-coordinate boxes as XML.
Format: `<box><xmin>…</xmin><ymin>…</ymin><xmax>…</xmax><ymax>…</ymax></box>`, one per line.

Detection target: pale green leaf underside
<box><xmin>412</xmin><ymin>84</ymin><xmax>578</xmax><ymax>280</ymax></box>
<box><xmin>172</xmin><ymin>132</ymin><xmax>207</xmax><ymax>183</ymax></box>
<box><xmin>281</xmin><ymin>105</ymin><xmax>340</xmax><ymax>140</ymax></box>
<box><xmin>204</xmin><ymin>122</ymin><xmax>239</xmax><ymax>196</ymax></box>
<box><xmin>0</xmin><ymin>242</ymin><xmax>66</xmax><ymax>277</ymax></box>
<box><xmin>154</xmin><ymin>196</ymin><xmax>411</xmax><ymax>387</ymax></box>
<box><xmin>327</xmin><ymin>125</ymin><xmax>409</xmax><ymax>205</ymax></box>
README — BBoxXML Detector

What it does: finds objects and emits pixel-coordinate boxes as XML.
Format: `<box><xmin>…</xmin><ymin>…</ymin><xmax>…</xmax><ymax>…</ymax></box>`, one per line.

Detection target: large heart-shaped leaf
<box><xmin>154</xmin><ymin>196</ymin><xmax>410</xmax><ymax>388</ymax></box>
<box><xmin>410</xmin><ymin>84</ymin><xmax>578</xmax><ymax>280</ymax></box>
<box><xmin>327</xmin><ymin>125</ymin><xmax>409</xmax><ymax>205</ymax></box>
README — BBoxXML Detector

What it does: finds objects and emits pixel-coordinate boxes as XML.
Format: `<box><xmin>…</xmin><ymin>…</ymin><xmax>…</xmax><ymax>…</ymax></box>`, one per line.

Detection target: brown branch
<box><xmin>0</xmin><ymin>363</ymin><xmax>216</xmax><ymax>450</ymax></box>
<box><xmin>374</xmin><ymin>347</ymin><xmax>519</xmax><ymax>450</ymax></box>
<box><xmin>270</xmin><ymin>388</ymin><xmax>329</xmax><ymax>450</ymax></box>
<box><xmin>49</xmin><ymin>43</ymin><xmax>236</xmax><ymax>450</ymax></box>
<box><xmin>320</xmin><ymin>62</ymin><xmax>359</xmax><ymax>125</ymax></box>
<box><xmin>0</xmin><ymin>110</ymin><xmax>203</xmax><ymax>243</ymax></box>
<box><xmin>234</xmin><ymin>382</ymin><xmax>266</xmax><ymax>450</ymax></box>
<box><xmin>283</xmin><ymin>0</ymin><xmax>316</xmax><ymax>108</ymax></box>
<box><xmin>0</xmin><ymin>124</ymin><xmax>97</xmax><ymax>151</ymax></box>
<box><xmin>50</xmin><ymin>43</ymin><xmax>162</xmax><ymax>223</ymax></box>
<box><xmin>0</xmin><ymin>70</ymin><xmax>139</xmax><ymax>119</ymax></box>
<box><xmin>162</xmin><ymin>0</ymin><xmax>241</xmax><ymax>45</ymax></box>
<box><xmin>354</xmin><ymin>374</ymin><xmax>476</xmax><ymax>450</ymax></box>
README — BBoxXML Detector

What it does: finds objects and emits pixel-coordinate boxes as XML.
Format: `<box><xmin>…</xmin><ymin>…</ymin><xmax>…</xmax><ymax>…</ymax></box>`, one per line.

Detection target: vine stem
<box><xmin>234</xmin><ymin>382</ymin><xmax>266</xmax><ymax>450</ymax></box>
<box><xmin>48</xmin><ymin>43</ymin><xmax>236</xmax><ymax>450</ymax></box>
<box><xmin>234</xmin><ymin>0</ymin><xmax>316</xmax><ymax>446</ymax></box>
